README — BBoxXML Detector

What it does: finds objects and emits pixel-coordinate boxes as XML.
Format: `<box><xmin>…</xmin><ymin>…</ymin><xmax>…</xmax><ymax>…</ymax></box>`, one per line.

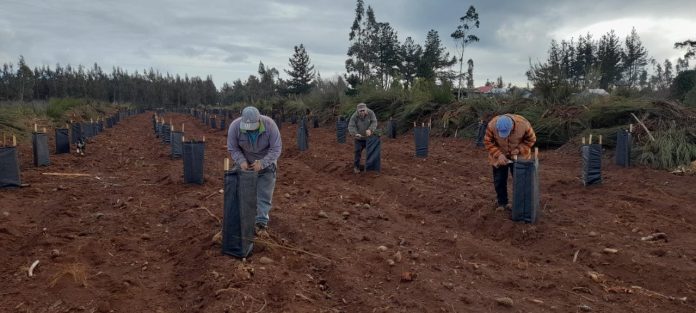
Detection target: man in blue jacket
<box><xmin>227</xmin><ymin>106</ymin><xmax>283</xmax><ymax>233</ymax></box>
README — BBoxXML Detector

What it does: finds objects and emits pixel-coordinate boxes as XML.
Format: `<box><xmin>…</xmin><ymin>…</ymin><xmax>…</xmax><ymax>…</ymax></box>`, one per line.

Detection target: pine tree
<box><xmin>419</xmin><ymin>30</ymin><xmax>456</xmax><ymax>81</ymax></box>
<box><xmin>286</xmin><ymin>44</ymin><xmax>316</xmax><ymax>95</ymax></box>
<box><xmin>597</xmin><ymin>30</ymin><xmax>623</xmax><ymax>89</ymax></box>
<box><xmin>398</xmin><ymin>37</ymin><xmax>422</xmax><ymax>89</ymax></box>
<box><xmin>450</xmin><ymin>5</ymin><xmax>479</xmax><ymax>100</ymax></box>
<box><xmin>621</xmin><ymin>27</ymin><xmax>648</xmax><ymax>88</ymax></box>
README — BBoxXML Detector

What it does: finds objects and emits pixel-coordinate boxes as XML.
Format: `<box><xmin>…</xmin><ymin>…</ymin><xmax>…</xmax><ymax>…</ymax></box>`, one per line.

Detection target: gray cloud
<box><xmin>1</xmin><ymin>0</ymin><xmax>695</xmax><ymax>88</ymax></box>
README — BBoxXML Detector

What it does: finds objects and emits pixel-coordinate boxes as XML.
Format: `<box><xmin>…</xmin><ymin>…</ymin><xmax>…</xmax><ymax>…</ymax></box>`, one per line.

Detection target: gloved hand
<box><xmin>366</xmin><ymin>129</ymin><xmax>372</xmax><ymax>136</ymax></box>
<box><xmin>252</xmin><ymin>160</ymin><xmax>262</xmax><ymax>172</ymax></box>
<box><xmin>496</xmin><ymin>154</ymin><xmax>509</xmax><ymax>167</ymax></box>
<box><xmin>240</xmin><ymin>161</ymin><xmax>250</xmax><ymax>170</ymax></box>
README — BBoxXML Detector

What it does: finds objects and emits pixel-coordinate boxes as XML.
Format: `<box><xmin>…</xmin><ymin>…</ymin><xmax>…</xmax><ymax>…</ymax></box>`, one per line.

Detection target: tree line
<box><xmin>0</xmin><ymin>56</ymin><xmax>218</xmax><ymax>106</ymax></box>
<box><xmin>527</xmin><ymin>28</ymin><xmax>693</xmax><ymax>101</ymax></box>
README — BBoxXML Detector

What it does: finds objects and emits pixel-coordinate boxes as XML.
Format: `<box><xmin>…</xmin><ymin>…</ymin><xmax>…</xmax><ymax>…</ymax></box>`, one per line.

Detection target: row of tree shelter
<box><xmin>1</xmin><ymin>107</ymin><xmax>634</xmax><ymax>226</ymax></box>
<box><xmin>0</xmin><ymin>109</ymin><xmax>143</xmax><ymax>188</ymax></box>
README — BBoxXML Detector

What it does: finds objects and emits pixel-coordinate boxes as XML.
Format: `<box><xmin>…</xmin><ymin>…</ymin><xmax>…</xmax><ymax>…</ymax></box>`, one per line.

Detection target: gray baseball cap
<box><xmin>240</xmin><ymin>106</ymin><xmax>261</xmax><ymax>130</ymax></box>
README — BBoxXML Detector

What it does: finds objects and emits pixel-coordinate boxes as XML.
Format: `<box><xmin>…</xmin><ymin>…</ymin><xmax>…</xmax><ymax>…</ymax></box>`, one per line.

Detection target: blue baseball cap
<box><xmin>495</xmin><ymin>115</ymin><xmax>513</xmax><ymax>138</ymax></box>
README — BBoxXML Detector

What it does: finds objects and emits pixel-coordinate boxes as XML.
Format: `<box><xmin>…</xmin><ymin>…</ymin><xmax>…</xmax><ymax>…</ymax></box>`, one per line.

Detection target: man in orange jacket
<box><xmin>484</xmin><ymin>114</ymin><xmax>537</xmax><ymax>211</ymax></box>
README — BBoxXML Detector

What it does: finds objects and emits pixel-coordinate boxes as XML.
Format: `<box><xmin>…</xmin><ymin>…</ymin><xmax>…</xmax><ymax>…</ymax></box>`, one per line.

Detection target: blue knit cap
<box><xmin>495</xmin><ymin>115</ymin><xmax>513</xmax><ymax>138</ymax></box>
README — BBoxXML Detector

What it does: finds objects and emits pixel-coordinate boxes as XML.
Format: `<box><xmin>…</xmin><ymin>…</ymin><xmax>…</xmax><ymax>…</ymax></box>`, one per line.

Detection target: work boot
<box><xmin>255</xmin><ymin>222</ymin><xmax>268</xmax><ymax>236</ymax></box>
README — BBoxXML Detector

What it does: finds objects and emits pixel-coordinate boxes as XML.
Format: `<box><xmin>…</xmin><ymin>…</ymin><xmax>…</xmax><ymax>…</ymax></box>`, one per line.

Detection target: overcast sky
<box><xmin>1</xmin><ymin>0</ymin><xmax>695</xmax><ymax>88</ymax></box>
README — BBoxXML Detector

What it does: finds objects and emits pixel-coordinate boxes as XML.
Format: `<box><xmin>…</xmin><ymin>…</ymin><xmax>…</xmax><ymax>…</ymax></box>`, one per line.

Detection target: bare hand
<box><xmin>252</xmin><ymin>160</ymin><xmax>262</xmax><ymax>172</ymax></box>
<box><xmin>366</xmin><ymin>129</ymin><xmax>372</xmax><ymax>136</ymax></box>
<box><xmin>496</xmin><ymin>154</ymin><xmax>509</xmax><ymax>167</ymax></box>
<box><xmin>240</xmin><ymin>162</ymin><xmax>250</xmax><ymax>170</ymax></box>
<box><xmin>355</xmin><ymin>133</ymin><xmax>362</xmax><ymax>138</ymax></box>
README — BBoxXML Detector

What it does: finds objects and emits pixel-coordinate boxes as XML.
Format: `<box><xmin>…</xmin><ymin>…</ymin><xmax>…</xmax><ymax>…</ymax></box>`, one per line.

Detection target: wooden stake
<box><xmin>43</xmin><ymin>127</ymin><xmax>46</xmax><ymax>133</ymax></box>
<box><xmin>65</xmin><ymin>124</ymin><xmax>69</xmax><ymax>129</ymax></box>
<box><xmin>42</xmin><ymin>172</ymin><xmax>91</xmax><ymax>177</ymax></box>
<box><xmin>34</xmin><ymin>124</ymin><xmax>38</xmax><ymax>132</ymax></box>
<box><xmin>589</xmin><ymin>134</ymin><xmax>593</xmax><ymax>144</ymax></box>
<box><xmin>202</xmin><ymin>136</ymin><xmax>206</xmax><ymax>142</ymax></box>
<box><xmin>171</xmin><ymin>124</ymin><xmax>175</xmax><ymax>132</ymax></box>
<box><xmin>12</xmin><ymin>134</ymin><xmax>17</xmax><ymax>147</ymax></box>
<box><xmin>182</xmin><ymin>123</ymin><xmax>185</xmax><ymax>132</ymax></box>
<box><xmin>582</xmin><ymin>137</ymin><xmax>586</xmax><ymax>145</ymax></box>
<box><xmin>182</xmin><ymin>136</ymin><xmax>185</xmax><ymax>142</ymax></box>
<box><xmin>599</xmin><ymin>135</ymin><xmax>603</xmax><ymax>145</ymax></box>
<box><xmin>413</xmin><ymin>121</ymin><xmax>416</xmax><ymax>127</ymax></box>
<box><xmin>629</xmin><ymin>124</ymin><xmax>634</xmax><ymax>133</ymax></box>
<box><xmin>534</xmin><ymin>147</ymin><xmax>539</xmax><ymax>160</ymax></box>
<box><xmin>421</xmin><ymin>122</ymin><xmax>425</xmax><ymax>127</ymax></box>
<box><xmin>224</xmin><ymin>158</ymin><xmax>230</xmax><ymax>171</ymax></box>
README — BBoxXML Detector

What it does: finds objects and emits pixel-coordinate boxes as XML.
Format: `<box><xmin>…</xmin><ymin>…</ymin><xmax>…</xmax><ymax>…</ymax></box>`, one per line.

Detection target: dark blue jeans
<box><xmin>354</xmin><ymin>139</ymin><xmax>367</xmax><ymax>168</ymax></box>
<box><xmin>493</xmin><ymin>164</ymin><xmax>514</xmax><ymax>206</ymax></box>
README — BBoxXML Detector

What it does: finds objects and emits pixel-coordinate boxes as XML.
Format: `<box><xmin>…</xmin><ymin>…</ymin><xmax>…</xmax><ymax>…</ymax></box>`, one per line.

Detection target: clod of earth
<box><xmin>259</xmin><ymin>257</ymin><xmax>274</xmax><ymax>265</ymax></box>
<box><xmin>387</xmin><ymin>259</ymin><xmax>395</xmax><ymax>266</ymax></box>
<box><xmin>495</xmin><ymin>297</ymin><xmax>514</xmax><ymax>307</ymax></box>
<box><xmin>377</xmin><ymin>246</ymin><xmax>388</xmax><ymax>252</ymax></box>
<box><xmin>394</xmin><ymin>251</ymin><xmax>402</xmax><ymax>263</ymax></box>
<box><xmin>641</xmin><ymin>233</ymin><xmax>667</xmax><ymax>241</ymax></box>
<box><xmin>212</xmin><ymin>231</ymin><xmax>222</xmax><ymax>245</ymax></box>
<box><xmin>400</xmin><ymin>271</ymin><xmax>415</xmax><ymax>282</ymax></box>
<box><xmin>578</xmin><ymin>304</ymin><xmax>592</xmax><ymax>312</ymax></box>
<box><xmin>603</xmin><ymin>248</ymin><xmax>618</xmax><ymax>254</ymax></box>
<box><xmin>318</xmin><ymin>211</ymin><xmax>329</xmax><ymax>218</ymax></box>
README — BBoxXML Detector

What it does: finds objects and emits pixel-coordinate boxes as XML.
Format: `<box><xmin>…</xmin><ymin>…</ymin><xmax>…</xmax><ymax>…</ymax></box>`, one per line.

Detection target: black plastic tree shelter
<box><xmin>211</xmin><ymin>117</ymin><xmax>217</xmax><ymax>129</ymax></box>
<box><xmin>616</xmin><ymin>129</ymin><xmax>632</xmax><ymax>167</ymax></box>
<box><xmin>32</xmin><ymin>132</ymin><xmax>50</xmax><ymax>167</ymax></box>
<box><xmin>365</xmin><ymin>136</ymin><xmax>381</xmax><ymax>172</ymax></box>
<box><xmin>55</xmin><ymin>128</ymin><xmax>70</xmax><ymax>154</ymax></box>
<box><xmin>182</xmin><ymin>140</ymin><xmax>205</xmax><ymax>184</ymax></box>
<box><xmin>581</xmin><ymin>135</ymin><xmax>602</xmax><ymax>186</ymax></box>
<box><xmin>221</xmin><ymin>169</ymin><xmax>257</xmax><ymax>258</ymax></box>
<box><xmin>475</xmin><ymin>120</ymin><xmax>487</xmax><ymax>147</ymax></box>
<box><xmin>512</xmin><ymin>149</ymin><xmax>540</xmax><ymax>223</ymax></box>
<box><xmin>0</xmin><ymin>146</ymin><xmax>21</xmax><ymax>188</ymax></box>
<box><xmin>313</xmin><ymin>116</ymin><xmax>319</xmax><ymax>128</ymax></box>
<box><xmin>71</xmin><ymin>123</ymin><xmax>82</xmax><ymax>144</ymax></box>
<box><xmin>297</xmin><ymin>119</ymin><xmax>309</xmax><ymax>151</ymax></box>
<box><xmin>161</xmin><ymin>124</ymin><xmax>171</xmax><ymax>144</ymax></box>
<box><xmin>170</xmin><ymin>131</ymin><xmax>184</xmax><ymax>159</ymax></box>
<box><xmin>414</xmin><ymin>126</ymin><xmax>430</xmax><ymax>158</ymax></box>
<box><xmin>336</xmin><ymin>118</ymin><xmax>348</xmax><ymax>144</ymax></box>
<box><xmin>387</xmin><ymin>118</ymin><xmax>397</xmax><ymax>139</ymax></box>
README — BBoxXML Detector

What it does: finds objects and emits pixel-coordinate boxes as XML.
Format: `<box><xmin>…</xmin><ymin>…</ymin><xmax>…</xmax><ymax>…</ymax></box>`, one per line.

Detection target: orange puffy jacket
<box><xmin>484</xmin><ymin>114</ymin><xmax>536</xmax><ymax>166</ymax></box>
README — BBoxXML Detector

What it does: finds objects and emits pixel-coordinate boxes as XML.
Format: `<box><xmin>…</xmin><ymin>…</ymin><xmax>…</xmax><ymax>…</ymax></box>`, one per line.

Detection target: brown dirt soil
<box><xmin>2</xmin><ymin>112</ymin><xmax>696</xmax><ymax>312</ymax></box>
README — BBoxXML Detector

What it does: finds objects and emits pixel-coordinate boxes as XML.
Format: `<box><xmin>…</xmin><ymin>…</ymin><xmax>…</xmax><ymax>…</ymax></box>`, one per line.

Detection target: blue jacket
<box><xmin>227</xmin><ymin>115</ymin><xmax>282</xmax><ymax>169</ymax></box>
